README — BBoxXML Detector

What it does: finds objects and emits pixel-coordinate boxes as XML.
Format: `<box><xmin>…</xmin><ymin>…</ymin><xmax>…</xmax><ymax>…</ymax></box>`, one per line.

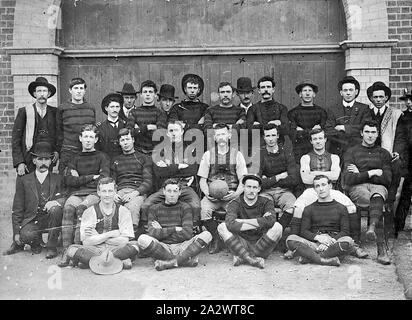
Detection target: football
<box><xmin>209</xmin><ymin>180</ymin><xmax>229</xmax><ymax>200</ymax></box>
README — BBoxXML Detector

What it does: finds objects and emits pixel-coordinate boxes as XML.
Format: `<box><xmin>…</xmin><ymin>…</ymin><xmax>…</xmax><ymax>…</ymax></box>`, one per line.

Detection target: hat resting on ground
<box><xmin>181</xmin><ymin>74</ymin><xmax>204</xmax><ymax>97</ymax></box>
<box><xmin>158</xmin><ymin>84</ymin><xmax>178</xmax><ymax>100</ymax></box>
<box><xmin>116</xmin><ymin>83</ymin><xmax>139</xmax><ymax>95</ymax></box>
<box><xmin>241</xmin><ymin>174</ymin><xmax>262</xmax><ymax>186</ymax></box>
<box><xmin>89</xmin><ymin>250</ymin><xmax>123</xmax><ymax>275</ymax></box>
<box><xmin>28</xmin><ymin>77</ymin><xmax>56</xmax><ymax>98</ymax></box>
<box><xmin>295</xmin><ymin>80</ymin><xmax>318</xmax><ymax>94</ymax></box>
<box><xmin>101</xmin><ymin>93</ymin><xmax>124</xmax><ymax>115</ymax></box>
<box><xmin>367</xmin><ymin>81</ymin><xmax>392</xmax><ymax>102</ymax></box>
<box><xmin>30</xmin><ymin>141</ymin><xmax>54</xmax><ymax>158</ymax></box>
<box><xmin>400</xmin><ymin>88</ymin><xmax>412</xmax><ymax>101</ymax></box>
<box><xmin>235</xmin><ymin>77</ymin><xmax>256</xmax><ymax>93</ymax></box>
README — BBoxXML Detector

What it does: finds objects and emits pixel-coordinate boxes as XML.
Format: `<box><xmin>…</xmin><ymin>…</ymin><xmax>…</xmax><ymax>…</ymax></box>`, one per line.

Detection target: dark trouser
<box><xmin>58</xmin><ymin>146</ymin><xmax>80</xmax><ymax>175</ymax></box>
<box><xmin>395</xmin><ymin>174</ymin><xmax>411</xmax><ymax>234</ymax></box>
<box><xmin>20</xmin><ymin>206</ymin><xmax>63</xmax><ymax>248</ymax></box>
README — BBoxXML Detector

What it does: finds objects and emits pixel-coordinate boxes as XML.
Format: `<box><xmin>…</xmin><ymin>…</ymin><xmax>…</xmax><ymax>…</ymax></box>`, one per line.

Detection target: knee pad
<box><xmin>137</xmin><ymin>234</ymin><xmax>153</xmax><ymax>249</ymax></box>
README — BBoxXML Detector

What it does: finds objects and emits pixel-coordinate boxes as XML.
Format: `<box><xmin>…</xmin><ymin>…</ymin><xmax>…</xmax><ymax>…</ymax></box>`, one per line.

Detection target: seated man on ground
<box><xmin>137</xmin><ymin>179</ymin><xmax>212</xmax><ymax>271</ymax></box>
<box><xmin>58</xmin><ymin>177</ymin><xmax>139</xmax><ymax>269</ymax></box>
<box><xmin>286</xmin><ymin>175</ymin><xmax>354</xmax><ymax>267</ymax></box>
<box><xmin>217</xmin><ymin>174</ymin><xmax>284</xmax><ymax>269</ymax></box>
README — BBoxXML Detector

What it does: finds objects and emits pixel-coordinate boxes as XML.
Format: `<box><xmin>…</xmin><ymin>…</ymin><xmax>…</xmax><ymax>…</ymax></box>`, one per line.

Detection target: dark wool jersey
<box><xmin>343</xmin><ymin>144</ymin><xmax>392</xmax><ymax>188</ymax></box>
<box><xmin>203</xmin><ymin>105</ymin><xmax>246</xmax><ymax>130</ymax></box>
<box><xmin>147</xmin><ymin>201</ymin><xmax>193</xmax><ymax>244</ymax></box>
<box><xmin>169</xmin><ymin>100</ymin><xmax>209</xmax><ymax>130</ymax></box>
<box><xmin>65</xmin><ymin>150</ymin><xmax>110</xmax><ymax>196</ymax></box>
<box><xmin>126</xmin><ymin>105</ymin><xmax>167</xmax><ymax>153</ymax></box>
<box><xmin>111</xmin><ymin>151</ymin><xmax>152</xmax><ymax>194</ymax></box>
<box><xmin>300</xmin><ymin>200</ymin><xmax>350</xmax><ymax>241</ymax></box>
<box><xmin>56</xmin><ymin>101</ymin><xmax>96</xmax><ymax>151</ymax></box>
<box><xmin>226</xmin><ymin>196</ymin><xmax>277</xmax><ymax>242</ymax></box>
<box><xmin>258</xmin><ymin>147</ymin><xmax>298</xmax><ymax>190</ymax></box>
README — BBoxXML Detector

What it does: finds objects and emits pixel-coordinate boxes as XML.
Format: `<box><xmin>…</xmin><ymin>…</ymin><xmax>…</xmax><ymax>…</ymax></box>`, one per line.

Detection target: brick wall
<box><xmin>0</xmin><ymin>0</ymin><xmax>16</xmax><ymax>193</ymax></box>
<box><xmin>387</xmin><ymin>0</ymin><xmax>412</xmax><ymax>110</ymax></box>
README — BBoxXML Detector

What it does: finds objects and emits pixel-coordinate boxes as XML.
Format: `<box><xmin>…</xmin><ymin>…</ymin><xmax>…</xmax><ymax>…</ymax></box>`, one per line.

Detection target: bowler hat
<box><xmin>116</xmin><ymin>83</ymin><xmax>138</xmax><ymax>95</ymax></box>
<box><xmin>400</xmin><ymin>88</ymin><xmax>412</xmax><ymax>101</ymax></box>
<box><xmin>30</xmin><ymin>141</ymin><xmax>54</xmax><ymax>158</ymax></box>
<box><xmin>89</xmin><ymin>250</ymin><xmax>123</xmax><ymax>275</ymax></box>
<box><xmin>295</xmin><ymin>80</ymin><xmax>318</xmax><ymax>94</ymax></box>
<box><xmin>235</xmin><ymin>77</ymin><xmax>256</xmax><ymax>93</ymax></box>
<box><xmin>101</xmin><ymin>93</ymin><xmax>124</xmax><ymax>115</ymax></box>
<box><xmin>158</xmin><ymin>84</ymin><xmax>178</xmax><ymax>100</ymax></box>
<box><xmin>241</xmin><ymin>173</ymin><xmax>262</xmax><ymax>186</ymax></box>
<box><xmin>181</xmin><ymin>74</ymin><xmax>204</xmax><ymax>97</ymax></box>
<box><xmin>367</xmin><ymin>81</ymin><xmax>392</xmax><ymax>102</ymax></box>
<box><xmin>28</xmin><ymin>77</ymin><xmax>56</xmax><ymax>98</ymax></box>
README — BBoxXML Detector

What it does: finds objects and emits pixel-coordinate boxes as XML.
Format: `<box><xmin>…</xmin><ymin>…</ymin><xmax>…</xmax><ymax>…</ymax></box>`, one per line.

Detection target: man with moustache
<box><xmin>3</xmin><ymin>142</ymin><xmax>65</xmax><ymax>258</ymax></box>
<box><xmin>126</xmin><ymin>80</ymin><xmax>167</xmax><ymax>155</ymax></box>
<box><xmin>96</xmin><ymin>93</ymin><xmax>127</xmax><ymax>164</ymax></box>
<box><xmin>116</xmin><ymin>83</ymin><xmax>138</xmax><ymax>121</ymax></box>
<box><xmin>235</xmin><ymin>77</ymin><xmax>255</xmax><ymax>115</ymax></box>
<box><xmin>344</xmin><ymin>121</ymin><xmax>393</xmax><ymax>264</ymax></box>
<box><xmin>217</xmin><ymin>174</ymin><xmax>283</xmax><ymax>269</ymax></box>
<box><xmin>247</xmin><ymin>76</ymin><xmax>289</xmax><ymax>146</ymax></box>
<box><xmin>325</xmin><ymin>76</ymin><xmax>372</xmax><ymax>157</ymax></box>
<box><xmin>158</xmin><ymin>84</ymin><xmax>178</xmax><ymax>121</ymax></box>
<box><xmin>56</xmin><ymin>77</ymin><xmax>96</xmax><ymax>174</ymax></box>
<box><xmin>12</xmin><ymin>77</ymin><xmax>58</xmax><ymax>175</ymax></box>
<box><xmin>288</xmin><ymin>80</ymin><xmax>328</xmax><ymax>163</ymax></box>
<box><xmin>137</xmin><ymin>179</ymin><xmax>212</xmax><ymax>271</ymax></box>
<box><xmin>169</xmin><ymin>74</ymin><xmax>209</xmax><ymax>131</ymax></box>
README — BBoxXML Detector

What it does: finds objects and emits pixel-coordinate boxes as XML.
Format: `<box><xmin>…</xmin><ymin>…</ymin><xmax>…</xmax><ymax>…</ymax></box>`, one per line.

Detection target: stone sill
<box><xmin>340</xmin><ymin>40</ymin><xmax>399</xmax><ymax>49</ymax></box>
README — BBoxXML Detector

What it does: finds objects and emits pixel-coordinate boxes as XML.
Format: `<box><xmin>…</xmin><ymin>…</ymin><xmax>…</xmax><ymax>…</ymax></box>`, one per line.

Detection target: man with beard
<box><xmin>169</xmin><ymin>74</ymin><xmax>209</xmax><ymax>131</ymax></box>
<box><xmin>96</xmin><ymin>93</ymin><xmax>127</xmax><ymax>164</ymax></box>
<box><xmin>116</xmin><ymin>83</ymin><xmax>138</xmax><ymax>121</ymax></box>
<box><xmin>325</xmin><ymin>76</ymin><xmax>372</xmax><ymax>157</ymax></box>
<box><xmin>288</xmin><ymin>80</ymin><xmax>328</xmax><ymax>163</ymax></box>
<box><xmin>3</xmin><ymin>142</ymin><xmax>65</xmax><ymax>258</ymax></box>
<box><xmin>126</xmin><ymin>80</ymin><xmax>167</xmax><ymax>155</ymax></box>
<box><xmin>343</xmin><ymin>121</ymin><xmax>393</xmax><ymax>265</ymax></box>
<box><xmin>217</xmin><ymin>174</ymin><xmax>283</xmax><ymax>269</ymax></box>
<box><xmin>56</xmin><ymin>77</ymin><xmax>96</xmax><ymax>174</ymax></box>
<box><xmin>12</xmin><ymin>77</ymin><xmax>58</xmax><ymax>175</ymax></box>
<box><xmin>197</xmin><ymin>123</ymin><xmax>248</xmax><ymax>253</ymax></box>
<box><xmin>140</xmin><ymin>121</ymin><xmax>200</xmax><ymax>233</ymax></box>
<box><xmin>137</xmin><ymin>179</ymin><xmax>212</xmax><ymax>271</ymax></box>
<box><xmin>246</xmin><ymin>76</ymin><xmax>289</xmax><ymax>147</ymax></box>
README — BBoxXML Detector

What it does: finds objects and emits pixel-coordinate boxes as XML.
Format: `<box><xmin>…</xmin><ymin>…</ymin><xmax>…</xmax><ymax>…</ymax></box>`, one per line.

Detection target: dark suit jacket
<box><xmin>12</xmin><ymin>104</ymin><xmax>57</xmax><ymax>168</ymax></box>
<box><xmin>12</xmin><ymin>172</ymin><xmax>66</xmax><ymax>235</ymax></box>
<box><xmin>325</xmin><ymin>101</ymin><xmax>372</xmax><ymax>156</ymax></box>
<box><xmin>96</xmin><ymin>119</ymin><xmax>127</xmax><ymax>163</ymax></box>
<box><xmin>119</xmin><ymin>106</ymin><xmax>137</xmax><ymax>122</ymax></box>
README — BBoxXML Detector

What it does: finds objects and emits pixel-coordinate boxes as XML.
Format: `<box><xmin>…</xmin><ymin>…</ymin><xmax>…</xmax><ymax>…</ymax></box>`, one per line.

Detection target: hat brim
<box><xmin>241</xmin><ymin>174</ymin><xmax>262</xmax><ymax>186</ymax></box>
<box><xmin>181</xmin><ymin>74</ymin><xmax>204</xmax><ymax>98</ymax></box>
<box><xmin>116</xmin><ymin>91</ymin><xmax>139</xmax><ymax>95</ymax></box>
<box><xmin>101</xmin><ymin>93</ymin><xmax>124</xmax><ymax>115</ymax></box>
<box><xmin>89</xmin><ymin>256</ymin><xmax>123</xmax><ymax>275</ymax></box>
<box><xmin>28</xmin><ymin>82</ymin><xmax>56</xmax><ymax>99</ymax></box>
<box><xmin>295</xmin><ymin>83</ymin><xmax>318</xmax><ymax>94</ymax></box>
<box><xmin>158</xmin><ymin>93</ymin><xmax>179</xmax><ymax>100</ymax></box>
<box><xmin>235</xmin><ymin>87</ymin><xmax>256</xmax><ymax>93</ymax></box>
<box><xmin>400</xmin><ymin>95</ymin><xmax>412</xmax><ymax>101</ymax></box>
<box><xmin>30</xmin><ymin>152</ymin><xmax>54</xmax><ymax>158</ymax></box>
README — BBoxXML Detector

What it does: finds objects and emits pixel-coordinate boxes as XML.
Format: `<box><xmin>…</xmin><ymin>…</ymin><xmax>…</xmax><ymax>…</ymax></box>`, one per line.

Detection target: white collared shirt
<box><xmin>240</xmin><ymin>103</ymin><xmax>252</xmax><ymax>114</ymax></box>
<box><xmin>35</xmin><ymin>170</ymin><xmax>49</xmax><ymax>184</ymax></box>
<box><xmin>107</xmin><ymin>115</ymin><xmax>119</xmax><ymax>127</ymax></box>
<box><xmin>36</xmin><ymin>105</ymin><xmax>46</xmax><ymax>118</ymax></box>
<box><xmin>372</xmin><ymin>105</ymin><xmax>387</xmax><ymax>116</ymax></box>
<box><xmin>342</xmin><ymin>100</ymin><xmax>355</xmax><ymax>108</ymax></box>
<box><xmin>123</xmin><ymin>106</ymin><xmax>131</xmax><ymax>119</ymax></box>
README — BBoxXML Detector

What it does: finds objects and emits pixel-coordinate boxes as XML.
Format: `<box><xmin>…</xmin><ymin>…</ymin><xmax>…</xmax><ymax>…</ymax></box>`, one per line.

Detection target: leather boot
<box><xmin>377</xmin><ymin>242</ymin><xmax>391</xmax><ymax>265</ymax></box>
<box><xmin>203</xmin><ymin>219</ymin><xmax>222</xmax><ymax>254</ymax></box>
<box><xmin>3</xmin><ymin>242</ymin><xmax>24</xmax><ymax>255</ymax></box>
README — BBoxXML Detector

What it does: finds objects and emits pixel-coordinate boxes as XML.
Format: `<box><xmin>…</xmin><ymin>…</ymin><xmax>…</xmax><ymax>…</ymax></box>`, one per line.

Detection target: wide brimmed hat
<box><xmin>89</xmin><ymin>250</ymin><xmax>123</xmax><ymax>275</ymax></box>
<box><xmin>367</xmin><ymin>81</ymin><xmax>392</xmax><ymax>102</ymax></box>
<box><xmin>101</xmin><ymin>93</ymin><xmax>124</xmax><ymax>115</ymax></box>
<box><xmin>30</xmin><ymin>141</ymin><xmax>54</xmax><ymax>158</ymax></box>
<box><xmin>28</xmin><ymin>77</ymin><xmax>56</xmax><ymax>98</ymax></box>
<box><xmin>116</xmin><ymin>83</ymin><xmax>138</xmax><ymax>95</ymax></box>
<box><xmin>158</xmin><ymin>84</ymin><xmax>178</xmax><ymax>100</ymax></box>
<box><xmin>295</xmin><ymin>80</ymin><xmax>318</xmax><ymax>94</ymax></box>
<box><xmin>400</xmin><ymin>88</ymin><xmax>412</xmax><ymax>101</ymax></box>
<box><xmin>235</xmin><ymin>77</ymin><xmax>256</xmax><ymax>93</ymax></box>
<box><xmin>241</xmin><ymin>174</ymin><xmax>262</xmax><ymax>186</ymax></box>
<box><xmin>181</xmin><ymin>73</ymin><xmax>204</xmax><ymax>97</ymax></box>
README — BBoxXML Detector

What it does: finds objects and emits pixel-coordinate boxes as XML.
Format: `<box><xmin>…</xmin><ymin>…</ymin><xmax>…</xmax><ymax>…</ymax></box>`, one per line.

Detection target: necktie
<box><xmin>108</xmin><ymin>120</ymin><xmax>118</xmax><ymax>128</ymax></box>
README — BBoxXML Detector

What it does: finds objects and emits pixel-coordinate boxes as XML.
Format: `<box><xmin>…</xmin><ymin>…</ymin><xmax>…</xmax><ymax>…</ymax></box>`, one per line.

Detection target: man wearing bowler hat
<box><xmin>288</xmin><ymin>80</ymin><xmax>328</xmax><ymax>164</ymax></box>
<box><xmin>169</xmin><ymin>74</ymin><xmax>209</xmax><ymax>131</ymax></box>
<box><xmin>325</xmin><ymin>76</ymin><xmax>372</xmax><ymax>156</ymax></box>
<box><xmin>116</xmin><ymin>83</ymin><xmax>138</xmax><ymax>121</ymax></box>
<box><xmin>3</xmin><ymin>142</ymin><xmax>65</xmax><ymax>258</ymax></box>
<box><xmin>96</xmin><ymin>93</ymin><xmax>127</xmax><ymax>163</ymax></box>
<box><xmin>235</xmin><ymin>77</ymin><xmax>255</xmax><ymax>115</ymax></box>
<box><xmin>12</xmin><ymin>77</ymin><xmax>59</xmax><ymax>175</ymax></box>
<box><xmin>158</xmin><ymin>84</ymin><xmax>178</xmax><ymax>120</ymax></box>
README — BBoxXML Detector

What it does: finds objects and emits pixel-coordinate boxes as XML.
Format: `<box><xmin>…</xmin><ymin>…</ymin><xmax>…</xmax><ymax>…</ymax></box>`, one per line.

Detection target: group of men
<box><xmin>4</xmin><ymin>72</ymin><xmax>412</xmax><ymax>273</ymax></box>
